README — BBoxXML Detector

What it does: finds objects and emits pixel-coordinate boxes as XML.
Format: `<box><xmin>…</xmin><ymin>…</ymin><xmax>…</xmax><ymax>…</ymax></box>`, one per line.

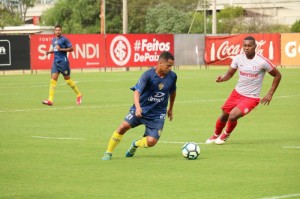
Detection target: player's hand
<box><xmin>55</xmin><ymin>45</ymin><xmax>60</xmax><ymax>51</ymax></box>
<box><xmin>216</xmin><ymin>75</ymin><xmax>223</xmax><ymax>82</ymax></box>
<box><xmin>167</xmin><ymin>109</ymin><xmax>173</xmax><ymax>121</ymax></box>
<box><xmin>135</xmin><ymin>107</ymin><xmax>142</xmax><ymax>118</ymax></box>
<box><xmin>260</xmin><ymin>94</ymin><xmax>273</xmax><ymax>105</ymax></box>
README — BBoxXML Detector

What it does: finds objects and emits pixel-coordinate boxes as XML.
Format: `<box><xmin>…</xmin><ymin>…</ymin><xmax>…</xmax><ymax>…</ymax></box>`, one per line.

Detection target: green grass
<box><xmin>0</xmin><ymin>68</ymin><xmax>299</xmax><ymax>199</ymax></box>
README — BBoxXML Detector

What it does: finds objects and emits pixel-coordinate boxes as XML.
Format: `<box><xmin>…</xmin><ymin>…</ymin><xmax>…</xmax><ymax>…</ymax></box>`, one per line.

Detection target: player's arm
<box><xmin>167</xmin><ymin>91</ymin><xmax>176</xmax><ymax>121</ymax></box>
<box><xmin>133</xmin><ymin>90</ymin><xmax>142</xmax><ymax>117</ymax></box>
<box><xmin>216</xmin><ymin>67</ymin><xmax>237</xmax><ymax>82</ymax></box>
<box><xmin>260</xmin><ymin>67</ymin><xmax>282</xmax><ymax>105</ymax></box>
<box><xmin>46</xmin><ymin>48</ymin><xmax>54</xmax><ymax>55</ymax></box>
<box><xmin>55</xmin><ymin>45</ymin><xmax>73</xmax><ymax>52</ymax></box>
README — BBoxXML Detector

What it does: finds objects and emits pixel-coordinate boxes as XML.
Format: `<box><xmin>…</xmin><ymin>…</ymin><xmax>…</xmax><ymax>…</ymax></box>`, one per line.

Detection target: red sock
<box><xmin>214</xmin><ymin>118</ymin><xmax>227</xmax><ymax>136</ymax></box>
<box><xmin>225</xmin><ymin>121</ymin><xmax>237</xmax><ymax>134</ymax></box>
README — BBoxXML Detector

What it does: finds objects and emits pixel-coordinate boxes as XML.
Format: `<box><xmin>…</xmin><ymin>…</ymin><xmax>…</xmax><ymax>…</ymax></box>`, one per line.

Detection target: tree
<box><xmin>128</xmin><ymin>0</ymin><xmax>197</xmax><ymax>33</ymax></box>
<box><xmin>105</xmin><ymin>0</ymin><xmax>122</xmax><ymax>33</ymax></box>
<box><xmin>145</xmin><ymin>2</ymin><xmax>191</xmax><ymax>33</ymax></box>
<box><xmin>291</xmin><ymin>20</ymin><xmax>300</xmax><ymax>32</ymax></box>
<box><xmin>0</xmin><ymin>0</ymin><xmax>35</xmax><ymax>25</ymax></box>
<box><xmin>0</xmin><ymin>7</ymin><xmax>23</xmax><ymax>28</ymax></box>
<box><xmin>41</xmin><ymin>0</ymin><xmax>100</xmax><ymax>33</ymax></box>
<box><xmin>41</xmin><ymin>0</ymin><xmax>198</xmax><ymax>33</ymax></box>
<box><xmin>217</xmin><ymin>6</ymin><xmax>244</xmax><ymax>34</ymax></box>
<box><xmin>188</xmin><ymin>0</ymin><xmax>211</xmax><ymax>34</ymax></box>
<box><xmin>20</xmin><ymin>0</ymin><xmax>37</xmax><ymax>24</ymax></box>
<box><xmin>128</xmin><ymin>0</ymin><xmax>156</xmax><ymax>33</ymax></box>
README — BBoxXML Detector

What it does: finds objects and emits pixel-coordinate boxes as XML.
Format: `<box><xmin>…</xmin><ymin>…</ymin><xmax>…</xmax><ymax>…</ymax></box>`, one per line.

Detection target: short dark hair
<box><xmin>159</xmin><ymin>51</ymin><xmax>174</xmax><ymax>61</ymax></box>
<box><xmin>244</xmin><ymin>36</ymin><xmax>256</xmax><ymax>43</ymax></box>
<box><xmin>55</xmin><ymin>25</ymin><xmax>62</xmax><ymax>29</ymax></box>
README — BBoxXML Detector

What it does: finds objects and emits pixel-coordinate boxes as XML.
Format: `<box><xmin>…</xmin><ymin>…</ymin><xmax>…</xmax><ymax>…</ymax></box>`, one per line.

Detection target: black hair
<box><xmin>244</xmin><ymin>36</ymin><xmax>256</xmax><ymax>43</ymax></box>
<box><xmin>55</xmin><ymin>25</ymin><xmax>62</xmax><ymax>29</ymax></box>
<box><xmin>159</xmin><ymin>51</ymin><xmax>174</xmax><ymax>61</ymax></box>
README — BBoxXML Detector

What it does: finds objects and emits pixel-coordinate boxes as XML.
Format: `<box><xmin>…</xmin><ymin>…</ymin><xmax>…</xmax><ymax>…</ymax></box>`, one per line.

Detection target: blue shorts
<box><xmin>124</xmin><ymin>110</ymin><xmax>165</xmax><ymax>139</ymax></box>
<box><xmin>51</xmin><ymin>60</ymin><xmax>70</xmax><ymax>76</ymax></box>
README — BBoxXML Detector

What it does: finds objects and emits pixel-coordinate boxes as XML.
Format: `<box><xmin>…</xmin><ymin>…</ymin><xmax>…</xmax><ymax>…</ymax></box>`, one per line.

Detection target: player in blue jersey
<box><xmin>102</xmin><ymin>51</ymin><xmax>177</xmax><ymax>160</ymax></box>
<box><xmin>42</xmin><ymin>25</ymin><xmax>82</xmax><ymax>106</ymax></box>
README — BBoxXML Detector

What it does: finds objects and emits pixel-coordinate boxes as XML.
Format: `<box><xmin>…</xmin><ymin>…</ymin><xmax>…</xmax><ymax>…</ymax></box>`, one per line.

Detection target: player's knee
<box><xmin>117</xmin><ymin>122</ymin><xmax>131</xmax><ymax>134</ymax></box>
<box><xmin>228</xmin><ymin>113</ymin><xmax>241</xmax><ymax>122</ymax></box>
<box><xmin>146</xmin><ymin>137</ymin><xmax>158</xmax><ymax>147</ymax></box>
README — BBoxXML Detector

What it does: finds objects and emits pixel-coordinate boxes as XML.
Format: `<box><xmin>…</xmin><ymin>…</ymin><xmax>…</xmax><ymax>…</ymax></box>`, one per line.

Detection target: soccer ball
<box><xmin>182</xmin><ymin>142</ymin><xmax>200</xmax><ymax>160</ymax></box>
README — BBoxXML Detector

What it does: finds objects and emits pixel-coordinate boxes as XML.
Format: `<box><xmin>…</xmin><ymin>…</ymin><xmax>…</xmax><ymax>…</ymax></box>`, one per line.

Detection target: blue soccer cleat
<box><xmin>125</xmin><ymin>140</ymin><xmax>138</xmax><ymax>157</ymax></box>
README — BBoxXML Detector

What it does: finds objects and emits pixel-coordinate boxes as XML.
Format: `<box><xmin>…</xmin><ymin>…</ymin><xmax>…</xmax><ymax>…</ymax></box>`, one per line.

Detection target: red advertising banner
<box><xmin>30</xmin><ymin>34</ymin><xmax>105</xmax><ymax>70</ymax></box>
<box><xmin>281</xmin><ymin>33</ymin><xmax>300</xmax><ymax>66</ymax></box>
<box><xmin>205</xmin><ymin>34</ymin><xmax>280</xmax><ymax>66</ymax></box>
<box><xmin>105</xmin><ymin>34</ymin><xmax>174</xmax><ymax>67</ymax></box>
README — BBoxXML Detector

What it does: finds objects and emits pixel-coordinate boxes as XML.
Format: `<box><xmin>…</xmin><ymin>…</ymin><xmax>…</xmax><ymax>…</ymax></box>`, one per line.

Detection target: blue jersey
<box><xmin>52</xmin><ymin>36</ymin><xmax>72</xmax><ymax>62</ymax></box>
<box><xmin>130</xmin><ymin>68</ymin><xmax>177</xmax><ymax>119</ymax></box>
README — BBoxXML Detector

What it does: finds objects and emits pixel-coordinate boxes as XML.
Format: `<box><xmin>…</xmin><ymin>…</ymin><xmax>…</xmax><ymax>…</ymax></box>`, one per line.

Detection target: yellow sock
<box><xmin>106</xmin><ymin>131</ymin><xmax>124</xmax><ymax>153</ymax></box>
<box><xmin>48</xmin><ymin>79</ymin><xmax>57</xmax><ymax>102</ymax></box>
<box><xmin>135</xmin><ymin>137</ymin><xmax>148</xmax><ymax>148</ymax></box>
<box><xmin>65</xmin><ymin>79</ymin><xmax>81</xmax><ymax>97</ymax></box>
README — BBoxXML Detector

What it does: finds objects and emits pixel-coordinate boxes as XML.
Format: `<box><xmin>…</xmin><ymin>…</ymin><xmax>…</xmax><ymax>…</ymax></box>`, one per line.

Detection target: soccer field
<box><xmin>0</xmin><ymin>68</ymin><xmax>299</xmax><ymax>199</ymax></box>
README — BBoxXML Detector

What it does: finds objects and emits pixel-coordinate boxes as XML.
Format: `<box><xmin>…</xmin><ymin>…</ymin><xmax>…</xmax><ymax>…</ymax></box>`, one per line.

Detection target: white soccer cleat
<box><xmin>215</xmin><ymin>131</ymin><xmax>230</xmax><ymax>145</ymax></box>
<box><xmin>205</xmin><ymin>134</ymin><xmax>219</xmax><ymax>144</ymax></box>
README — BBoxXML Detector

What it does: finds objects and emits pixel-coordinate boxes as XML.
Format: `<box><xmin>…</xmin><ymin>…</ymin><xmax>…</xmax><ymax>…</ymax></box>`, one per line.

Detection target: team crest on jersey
<box><xmin>158</xmin><ymin>83</ymin><xmax>164</xmax><ymax>90</ymax></box>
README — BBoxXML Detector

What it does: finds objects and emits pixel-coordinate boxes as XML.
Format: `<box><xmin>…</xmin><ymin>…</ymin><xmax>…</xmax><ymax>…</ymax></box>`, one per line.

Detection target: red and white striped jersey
<box><xmin>231</xmin><ymin>53</ymin><xmax>274</xmax><ymax>98</ymax></box>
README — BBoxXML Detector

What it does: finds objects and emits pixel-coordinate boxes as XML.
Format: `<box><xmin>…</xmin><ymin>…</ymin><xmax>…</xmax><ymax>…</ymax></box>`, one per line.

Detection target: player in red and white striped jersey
<box><xmin>206</xmin><ymin>36</ymin><xmax>282</xmax><ymax>144</ymax></box>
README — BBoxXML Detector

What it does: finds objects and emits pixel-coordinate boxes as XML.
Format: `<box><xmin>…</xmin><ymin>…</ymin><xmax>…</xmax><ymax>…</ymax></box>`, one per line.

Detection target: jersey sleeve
<box><xmin>230</xmin><ymin>55</ymin><xmax>239</xmax><ymax>69</ymax></box>
<box><xmin>130</xmin><ymin>71</ymin><xmax>149</xmax><ymax>93</ymax></box>
<box><xmin>64</xmin><ymin>37</ymin><xmax>72</xmax><ymax>48</ymax></box>
<box><xmin>262</xmin><ymin>58</ymin><xmax>275</xmax><ymax>72</ymax></box>
<box><xmin>169</xmin><ymin>73</ymin><xmax>177</xmax><ymax>94</ymax></box>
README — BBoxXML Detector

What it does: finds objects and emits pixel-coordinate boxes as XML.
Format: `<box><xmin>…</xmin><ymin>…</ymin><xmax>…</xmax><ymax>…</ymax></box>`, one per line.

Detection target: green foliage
<box><xmin>290</xmin><ymin>20</ymin><xmax>300</xmax><ymax>32</ymax></box>
<box><xmin>188</xmin><ymin>12</ymin><xmax>212</xmax><ymax>34</ymax></box>
<box><xmin>0</xmin><ymin>0</ymin><xmax>36</xmax><ymax>25</ymax></box>
<box><xmin>42</xmin><ymin>0</ymin><xmax>197</xmax><ymax>33</ymax></box>
<box><xmin>105</xmin><ymin>0</ymin><xmax>122</xmax><ymax>33</ymax></box>
<box><xmin>128</xmin><ymin>0</ymin><xmax>152</xmax><ymax>33</ymax></box>
<box><xmin>267</xmin><ymin>24</ymin><xmax>290</xmax><ymax>33</ymax></box>
<box><xmin>217</xmin><ymin>6</ymin><xmax>244</xmax><ymax>34</ymax></box>
<box><xmin>129</xmin><ymin>0</ymin><xmax>197</xmax><ymax>33</ymax></box>
<box><xmin>41</xmin><ymin>0</ymin><xmax>100</xmax><ymax>33</ymax></box>
<box><xmin>0</xmin><ymin>8</ymin><xmax>23</xmax><ymax>27</ymax></box>
<box><xmin>145</xmin><ymin>3</ymin><xmax>191</xmax><ymax>33</ymax></box>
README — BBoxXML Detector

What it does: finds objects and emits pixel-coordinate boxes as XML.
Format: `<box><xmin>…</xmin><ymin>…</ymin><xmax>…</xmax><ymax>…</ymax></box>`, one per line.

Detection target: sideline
<box><xmin>31</xmin><ymin>136</ymin><xmax>84</xmax><ymax>140</ymax></box>
<box><xmin>259</xmin><ymin>193</ymin><xmax>300</xmax><ymax>199</ymax></box>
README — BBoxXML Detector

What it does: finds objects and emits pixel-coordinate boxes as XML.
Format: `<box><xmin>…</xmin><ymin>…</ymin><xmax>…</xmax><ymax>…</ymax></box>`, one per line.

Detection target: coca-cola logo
<box><xmin>211</xmin><ymin>40</ymin><xmax>269</xmax><ymax>61</ymax></box>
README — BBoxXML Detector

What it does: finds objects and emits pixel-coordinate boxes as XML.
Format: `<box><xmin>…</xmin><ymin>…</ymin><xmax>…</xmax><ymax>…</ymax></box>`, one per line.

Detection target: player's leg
<box><xmin>42</xmin><ymin>66</ymin><xmax>59</xmax><ymax>106</ymax></box>
<box><xmin>126</xmin><ymin>136</ymin><xmax>159</xmax><ymax>157</ymax></box>
<box><xmin>126</xmin><ymin>118</ymin><xmax>162</xmax><ymax>158</ymax></box>
<box><xmin>206</xmin><ymin>111</ymin><xmax>229</xmax><ymax>143</ymax></box>
<box><xmin>65</xmin><ymin>76</ymin><xmax>82</xmax><ymax>104</ymax></box>
<box><xmin>102</xmin><ymin>121</ymin><xmax>132</xmax><ymax>160</ymax></box>
<box><xmin>61</xmin><ymin>61</ymin><xmax>82</xmax><ymax>104</ymax></box>
<box><xmin>206</xmin><ymin>90</ymin><xmax>238</xmax><ymax>143</ymax></box>
<box><xmin>102</xmin><ymin>111</ymin><xmax>139</xmax><ymax>160</ymax></box>
<box><xmin>215</xmin><ymin>107</ymin><xmax>242</xmax><ymax>144</ymax></box>
<box><xmin>215</xmin><ymin>96</ymin><xmax>260</xmax><ymax>144</ymax></box>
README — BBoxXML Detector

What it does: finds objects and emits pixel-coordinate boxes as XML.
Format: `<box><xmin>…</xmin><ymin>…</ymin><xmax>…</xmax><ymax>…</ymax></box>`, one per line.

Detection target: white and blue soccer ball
<box><xmin>182</xmin><ymin>142</ymin><xmax>200</xmax><ymax>160</ymax></box>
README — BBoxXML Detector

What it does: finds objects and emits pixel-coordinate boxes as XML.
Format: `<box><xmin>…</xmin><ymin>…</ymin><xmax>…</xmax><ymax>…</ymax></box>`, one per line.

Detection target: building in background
<box><xmin>0</xmin><ymin>0</ymin><xmax>56</xmax><ymax>34</ymax></box>
<box><xmin>198</xmin><ymin>0</ymin><xmax>300</xmax><ymax>26</ymax></box>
